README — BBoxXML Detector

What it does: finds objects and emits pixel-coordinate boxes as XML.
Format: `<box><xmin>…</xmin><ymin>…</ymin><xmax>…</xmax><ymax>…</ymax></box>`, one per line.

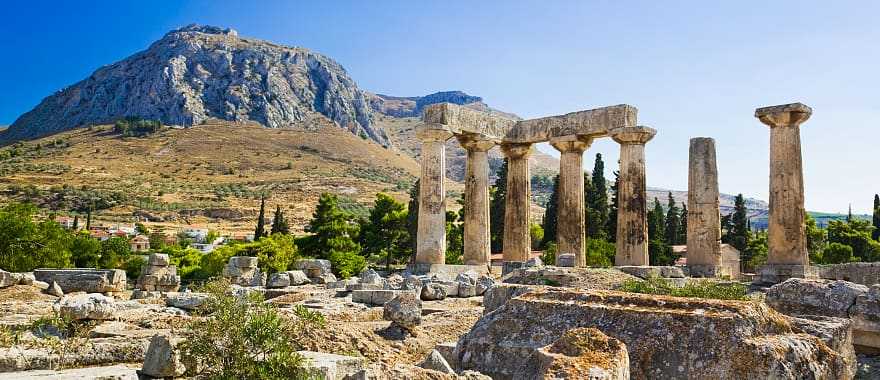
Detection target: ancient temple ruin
<box><xmin>413</xmin><ymin>103</ymin><xmax>655</xmax><ymax>269</ymax></box>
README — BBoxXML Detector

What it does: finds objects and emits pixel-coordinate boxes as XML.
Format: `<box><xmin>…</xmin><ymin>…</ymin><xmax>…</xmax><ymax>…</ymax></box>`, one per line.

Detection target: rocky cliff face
<box><xmin>2</xmin><ymin>24</ymin><xmax>386</xmax><ymax>145</ymax></box>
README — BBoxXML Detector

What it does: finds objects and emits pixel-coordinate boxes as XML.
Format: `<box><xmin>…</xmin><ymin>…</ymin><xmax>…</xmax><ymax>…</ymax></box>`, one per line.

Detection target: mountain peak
<box><xmin>2</xmin><ymin>25</ymin><xmax>386</xmax><ymax>146</ymax></box>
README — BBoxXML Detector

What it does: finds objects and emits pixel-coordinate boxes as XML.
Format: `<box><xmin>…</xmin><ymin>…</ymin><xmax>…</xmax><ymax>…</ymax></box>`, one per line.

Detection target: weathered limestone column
<box><xmin>687</xmin><ymin>137</ymin><xmax>723</xmax><ymax>277</ymax></box>
<box><xmin>457</xmin><ymin>135</ymin><xmax>495</xmax><ymax>265</ymax></box>
<box><xmin>415</xmin><ymin>128</ymin><xmax>453</xmax><ymax>265</ymax></box>
<box><xmin>550</xmin><ymin>137</ymin><xmax>593</xmax><ymax>267</ymax></box>
<box><xmin>610</xmin><ymin>126</ymin><xmax>656</xmax><ymax>266</ymax></box>
<box><xmin>501</xmin><ymin>143</ymin><xmax>533</xmax><ymax>262</ymax></box>
<box><xmin>755</xmin><ymin>103</ymin><xmax>813</xmax><ymax>283</ymax></box>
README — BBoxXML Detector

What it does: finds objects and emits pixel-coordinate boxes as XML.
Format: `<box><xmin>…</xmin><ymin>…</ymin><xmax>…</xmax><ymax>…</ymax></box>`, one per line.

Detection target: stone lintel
<box><xmin>504</xmin><ymin>104</ymin><xmax>638</xmax><ymax>143</ymax></box>
<box><xmin>610</xmin><ymin>126</ymin><xmax>656</xmax><ymax>145</ymax></box>
<box><xmin>456</xmin><ymin>133</ymin><xmax>497</xmax><ymax>151</ymax></box>
<box><xmin>755</xmin><ymin>102</ymin><xmax>812</xmax><ymax>128</ymax></box>
<box><xmin>415</xmin><ymin>125</ymin><xmax>454</xmax><ymax>142</ymax></box>
<box><xmin>422</xmin><ymin>103</ymin><xmax>517</xmax><ymax>139</ymax></box>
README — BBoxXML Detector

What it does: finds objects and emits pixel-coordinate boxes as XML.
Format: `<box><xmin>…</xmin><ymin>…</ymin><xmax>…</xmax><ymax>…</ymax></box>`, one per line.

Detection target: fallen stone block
<box><xmin>34</xmin><ymin>269</ymin><xmax>126</xmax><ymax>293</ymax></box>
<box><xmin>0</xmin><ymin>270</ymin><xmax>16</xmax><ymax>288</ymax></box>
<box><xmin>383</xmin><ymin>292</ymin><xmax>421</xmax><ymax>332</ymax></box>
<box><xmin>557</xmin><ymin>253</ymin><xmax>576</xmax><ymax>267</ymax></box>
<box><xmin>138</xmin><ymin>334</ymin><xmax>186</xmax><ymax>378</ymax></box>
<box><xmin>482</xmin><ymin>283</ymin><xmax>536</xmax><ymax>314</ymax></box>
<box><xmin>533</xmin><ymin>327</ymin><xmax>629</xmax><ymax>380</ymax></box>
<box><xmin>766</xmin><ymin>278</ymin><xmax>867</xmax><ymax>318</ymax></box>
<box><xmin>295</xmin><ymin>259</ymin><xmax>332</xmax><ymax>278</ymax></box>
<box><xmin>420</xmin><ymin>283</ymin><xmax>447</xmax><ymax>301</ymax></box>
<box><xmin>618</xmin><ymin>265</ymin><xmax>686</xmax><ymax>279</ymax></box>
<box><xmin>418</xmin><ymin>349</ymin><xmax>454</xmax><ymax>374</ymax></box>
<box><xmin>454</xmin><ymin>287</ymin><xmax>855</xmax><ymax>379</ymax></box>
<box><xmin>434</xmin><ymin>341</ymin><xmax>458</xmax><ymax>370</ymax></box>
<box><xmin>502</xmin><ymin>267</ymin><xmax>638</xmax><ymax>290</ymax></box>
<box><xmin>31</xmin><ymin>280</ymin><xmax>49</xmax><ymax>290</ymax></box>
<box><xmin>46</xmin><ymin>281</ymin><xmax>63</xmax><ymax>297</ymax></box>
<box><xmin>165</xmin><ymin>292</ymin><xmax>210</xmax><ymax>310</ymax></box>
<box><xmin>55</xmin><ymin>293</ymin><xmax>117</xmax><ymax>320</ymax></box>
<box><xmin>384</xmin><ymin>273</ymin><xmax>404</xmax><ymax>290</ymax></box>
<box><xmin>266</xmin><ymin>272</ymin><xmax>291</xmax><ymax>288</ymax></box>
<box><xmin>298</xmin><ymin>351</ymin><xmax>366</xmax><ymax>380</ymax></box>
<box><xmin>352</xmin><ymin>289</ymin><xmax>412</xmax><ymax>306</ymax></box>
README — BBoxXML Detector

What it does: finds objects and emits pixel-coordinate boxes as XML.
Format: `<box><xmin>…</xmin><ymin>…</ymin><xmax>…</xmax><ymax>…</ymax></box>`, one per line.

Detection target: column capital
<box><xmin>415</xmin><ymin>126</ymin><xmax>453</xmax><ymax>142</ymax></box>
<box><xmin>456</xmin><ymin>135</ymin><xmax>496</xmax><ymax>152</ymax></box>
<box><xmin>500</xmin><ymin>142</ymin><xmax>533</xmax><ymax>159</ymax></box>
<box><xmin>755</xmin><ymin>103</ymin><xmax>812</xmax><ymax>128</ymax></box>
<box><xmin>610</xmin><ymin>126</ymin><xmax>656</xmax><ymax>145</ymax></box>
<box><xmin>549</xmin><ymin>135</ymin><xmax>593</xmax><ymax>153</ymax></box>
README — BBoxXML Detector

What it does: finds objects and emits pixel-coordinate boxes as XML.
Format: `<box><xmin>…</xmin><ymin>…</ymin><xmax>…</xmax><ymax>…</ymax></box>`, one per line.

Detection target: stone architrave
<box><xmin>501</xmin><ymin>143</ymin><xmax>533</xmax><ymax>262</ymax></box>
<box><xmin>550</xmin><ymin>136</ymin><xmax>592</xmax><ymax>267</ymax></box>
<box><xmin>610</xmin><ymin>126</ymin><xmax>656</xmax><ymax>266</ymax></box>
<box><xmin>687</xmin><ymin>137</ymin><xmax>724</xmax><ymax>277</ymax></box>
<box><xmin>754</xmin><ymin>103</ymin><xmax>814</xmax><ymax>283</ymax></box>
<box><xmin>415</xmin><ymin>127</ymin><xmax>453</xmax><ymax>265</ymax></box>
<box><xmin>457</xmin><ymin>135</ymin><xmax>495</xmax><ymax>266</ymax></box>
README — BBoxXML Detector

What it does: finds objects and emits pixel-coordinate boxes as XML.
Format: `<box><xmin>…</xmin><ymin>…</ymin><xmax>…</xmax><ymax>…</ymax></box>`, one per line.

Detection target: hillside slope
<box><xmin>0</xmin><ymin>120</ymin><xmax>422</xmax><ymax>233</ymax></box>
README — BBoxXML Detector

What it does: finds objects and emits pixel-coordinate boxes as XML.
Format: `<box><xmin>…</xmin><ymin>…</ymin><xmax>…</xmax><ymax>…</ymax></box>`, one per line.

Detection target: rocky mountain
<box><xmin>1</xmin><ymin>24</ymin><xmax>385</xmax><ymax>145</ymax></box>
<box><xmin>368</xmin><ymin>91</ymin><xmax>519</xmax><ymax>120</ymax></box>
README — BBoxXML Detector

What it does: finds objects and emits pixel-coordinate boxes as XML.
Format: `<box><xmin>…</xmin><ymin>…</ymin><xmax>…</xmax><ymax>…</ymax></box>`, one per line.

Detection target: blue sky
<box><xmin>1</xmin><ymin>1</ymin><xmax>878</xmax><ymax>213</ymax></box>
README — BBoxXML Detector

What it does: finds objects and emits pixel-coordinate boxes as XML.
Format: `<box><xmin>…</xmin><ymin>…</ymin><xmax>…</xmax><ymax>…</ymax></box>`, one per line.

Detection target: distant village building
<box><xmin>130</xmin><ymin>235</ymin><xmax>150</xmax><ymax>252</ymax></box>
<box><xmin>673</xmin><ymin>244</ymin><xmax>742</xmax><ymax>280</ymax></box>
<box><xmin>54</xmin><ymin>216</ymin><xmax>77</xmax><ymax>229</ymax></box>
<box><xmin>180</xmin><ymin>227</ymin><xmax>209</xmax><ymax>243</ymax></box>
<box><xmin>89</xmin><ymin>229</ymin><xmax>111</xmax><ymax>241</ymax></box>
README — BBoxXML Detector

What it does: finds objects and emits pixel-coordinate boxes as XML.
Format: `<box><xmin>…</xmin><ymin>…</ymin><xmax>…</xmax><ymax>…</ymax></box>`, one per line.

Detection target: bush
<box><xmin>329</xmin><ymin>251</ymin><xmax>366</xmax><ymax>279</ymax></box>
<box><xmin>822</xmin><ymin>242</ymin><xmax>857</xmax><ymax>264</ymax></box>
<box><xmin>541</xmin><ymin>242</ymin><xmax>557</xmax><ymax>265</ymax></box>
<box><xmin>619</xmin><ymin>276</ymin><xmax>749</xmax><ymax>301</ymax></box>
<box><xmin>585</xmin><ymin>238</ymin><xmax>614</xmax><ymax>267</ymax></box>
<box><xmin>124</xmin><ymin>255</ymin><xmax>146</xmax><ymax>280</ymax></box>
<box><xmin>179</xmin><ymin>279</ymin><xmax>324</xmax><ymax>379</ymax></box>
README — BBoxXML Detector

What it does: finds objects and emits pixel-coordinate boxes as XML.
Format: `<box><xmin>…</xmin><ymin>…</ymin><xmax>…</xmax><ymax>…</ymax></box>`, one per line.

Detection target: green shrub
<box><xmin>124</xmin><ymin>255</ymin><xmax>146</xmax><ymax>280</ymax></box>
<box><xmin>619</xmin><ymin>276</ymin><xmax>749</xmax><ymax>301</ymax></box>
<box><xmin>179</xmin><ymin>279</ymin><xmax>324</xmax><ymax>379</ymax></box>
<box><xmin>329</xmin><ymin>251</ymin><xmax>366</xmax><ymax>279</ymax></box>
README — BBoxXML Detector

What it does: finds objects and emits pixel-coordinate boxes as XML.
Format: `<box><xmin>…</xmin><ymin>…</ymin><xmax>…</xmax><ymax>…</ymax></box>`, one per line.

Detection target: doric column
<box><xmin>501</xmin><ymin>143</ymin><xmax>533</xmax><ymax>262</ymax></box>
<box><xmin>457</xmin><ymin>135</ymin><xmax>495</xmax><ymax>266</ymax></box>
<box><xmin>610</xmin><ymin>126</ymin><xmax>656</xmax><ymax>266</ymax></box>
<box><xmin>755</xmin><ymin>103</ymin><xmax>813</xmax><ymax>283</ymax></box>
<box><xmin>550</xmin><ymin>136</ymin><xmax>593</xmax><ymax>267</ymax></box>
<box><xmin>415</xmin><ymin>127</ymin><xmax>453</xmax><ymax>265</ymax></box>
<box><xmin>687</xmin><ymin>137</ymin><xmax>723</xmax><ymax>277</ymax></box>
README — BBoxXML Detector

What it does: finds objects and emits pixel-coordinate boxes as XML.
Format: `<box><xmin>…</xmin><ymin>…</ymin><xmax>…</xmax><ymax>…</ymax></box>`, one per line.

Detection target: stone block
<box><xmin>483</xmin><ymin>283</ymin><xmax>535</xmax><ymax>314</ymax></box>
<box><xmin>766</xmin><ymin>278</ymin><xmax>866</xmax><ymax>318</ymax></box>
<box><xmin>417</xmin><ymin>349</ymin><xmax>454</xmax><ymax>374</ymax></box>
<box><xmin>617</xmin><ymin>265</ymin><xmax>685</xmax><ymax>279</ymax></box>
<box><xmin>266</xmin><ymin>272</ymin><xmax>291</xmax><ymax>288</ymax></box>
<box><xmin>139</xmin><ymin>334</ymin><xmax>186</xmax><ymax>378</ymax></box>
<box><xmin>351</xmin><ymin>289</ymin><xmax>413</xmax><ymax>306</ymax></box>
<box><xmin>287</xmin><ymin>270</ymin><xmax>311</xmax><ymax>286</ymax></box>
<box><xmin>383</xmin><ymin>292</ymin><xmax>422</xmax><ymax>331</ymax></box>
<box><xmin>754</xmin><ymin>264</ymin><xmax>818</xmax><ymax>285</ymax></box>
<box><xmin>405</xmin><ymin>263</ymin><xmax>491</xmax><ymax>278</ymax></box>
<box><xmin>229</xmin><ymin>256</ymin><xmax>259</xmax><ymax>268</ymax></box>
<box><xmin>346</xmin><ymin>283</ymin><xmax>385</xmax><ymax>291</ymax></box>
<box><xmin>0</xmin><ymin>270</ymin><xmax>16</xmax><ymax>288</ymax></box>
<box><xmin>165</xmin><ymin>292</ymin><xmax>210</xmax><ymax>310</ymax></box>
<box><xmin>534</xmin><ymin>327</ymin><xmax>629</xmax><ymax>380</ymax></box>
<box><xmin>556</xmin><ymin>253</ymin><xmax>576</xmax><ymax>267</ymax></box>
<box><xmin>148</xmin><ymin>253</ymin><xmax>170</xmax><ymax>267</ymax></box>
<box><xmin>298</xmin><ymin>351</ymin><xmax>366</xmax><ymax>380</ymax></box>
<box><xmin>55</xmin><ymin>293</ymin><xmax>117</xmax><ymax>320</ymax></box>
<box><xmin>295</xmin><ymin>259</ymin><xmax>332</xmax><ymax>278</ymax></box>
<box><xmin>420</xmin><ymin>283</ymin><xmax>447</xmax><ymax>301</ymax></box>
<box><xmin>455</xmin><ymin>288</ymin><xmax>854</xmax><ymax>379</ymax></box>
<box><xmin>34</xmin><ymin>269</ymin><xmax>127</xmax><ymax>293</ymax></box>
<box><xmin>434</xmin><ymin>341</ymin><xmax>458</xmax><ymax>370</ymax></box>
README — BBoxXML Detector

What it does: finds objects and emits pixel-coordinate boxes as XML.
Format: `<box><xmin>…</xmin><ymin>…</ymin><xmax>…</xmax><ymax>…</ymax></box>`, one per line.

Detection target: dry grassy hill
<box><xmin>0</xmin><ymin>120</ymin><xmax>429</xmax><ymax>235</ymax></box>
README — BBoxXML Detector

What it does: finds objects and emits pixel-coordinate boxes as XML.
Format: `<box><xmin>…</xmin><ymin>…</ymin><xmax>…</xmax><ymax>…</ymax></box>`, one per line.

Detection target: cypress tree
<box><xmin>664</xmin><ymin>192</ymin><xmax>681</xmax><ymax>245</ymax></box>
<box><xmin>270</xmin><ymin>205</ymin><xmax>289</xmax><ymax>235</ymax></box>
<box><xmin>406</xmin><ymin>180</ymin><xmax>420</xmax><ymax>257</ymax></box>
<box><xmin>606</xmin><ymin>171</ymin><xmax>619</xmax><ymax>242</ymax></box>
<box><xmin>648</xmin><ymin>198</ymin><xmax>664</xmax><ymax>240</ymax></box>
<box><xmin>72</xmin><ymin>215</ymin><xmax>79</xmax><ymax>230</ymax></box>
<box><xmin>730</xmin><ymin>194</ymin><xmax>749</xmax><ymax>251</ymax></box>
<box><xmin>254</xmin><ymin>196</ymin><xmax>267</xmax><ymax>240</ymax></box>
<box><xmin>86</xmin><ymin>206</ymin><xmax>92</xmax><ymax>230</ymax></box>
<box><xmin>586</xmin><ymin>154</ymin><xmax>608</xmax><ymax>239</ymax></box>
<box><xmin>677</xmin><ymin>203</ymin><xmax>687</xmax><ymax>245</ymax></box>
<box><xmin>541</xmin><ymin>175</ymin><xmax>560</xmax><ymax>248</ymax></box>
<box><xmin>489</xmin><ymin>159</ymin><xmax>508</xmax><ymax>253</ymax></box>
<box><xmin>873</xmin><ymin>194</ymin><xmax>880</xmax><ymax>241</ymax></box>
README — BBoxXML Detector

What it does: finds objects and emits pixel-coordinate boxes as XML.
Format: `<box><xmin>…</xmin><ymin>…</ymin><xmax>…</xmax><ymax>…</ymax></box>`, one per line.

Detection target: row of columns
<box><xmin>415</xmin><ymin>126</ymin><xmax>655</xmax><ymax>267</ymax></box>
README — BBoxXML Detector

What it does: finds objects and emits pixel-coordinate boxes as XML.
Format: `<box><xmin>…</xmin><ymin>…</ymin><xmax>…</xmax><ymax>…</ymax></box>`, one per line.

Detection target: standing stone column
<box><xmin>457</xmin><ymin>135</ymin><xmax>495</xmax><ymax>266</ymax></box>
<box><xmin>415</xmin><ymin>128</ymin><xmax>453</xmax><ymax>265</ymax></box>
<box><xmin>610</xmin><ymin>126</ymin><xmax>656</xmax><ymax>266</ymax></box>
<box><xmin>550</xmin><ymin>137</ymin><xmax>593</xmax><ymax>267</ymax></box>
<box><xmin>687</xmin><ymin>137</ymin><xmax>723</xmax><ymax>277</ymax></box>
<box><xmin>501</xmin><ymin>143</ymin><xmax>533</xmax><ymax>262</ymax></box>
<box><xmin>755</xmin><ymin>103</ymin><xmax>813</xmax><ymax>283</ymax></box>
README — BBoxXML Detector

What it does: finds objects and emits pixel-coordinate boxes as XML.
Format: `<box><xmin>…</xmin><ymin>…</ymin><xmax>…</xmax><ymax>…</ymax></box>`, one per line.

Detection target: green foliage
<box><xmin>606</xmin><ymin>171</ymin><xmax>619</xmax><ymax>242</ymax></box>
<box><xmin>648</xmin><ymin>198</ymin><xmax>664</xmax><ymax>241</ymax></box>
<box><xmin>805</xmin><ymin>213</ymin><xmax>827</xmax><ymax>263</ymax></box>
<box><xmin>725</xmin><ymin>194</ymin><xmax>749</xmax><ymax>252</ymax></box>
<box><xmin>745</xmin><ymin>230</ymin><xmax>768</xmax><ymax>271</ymax></box>
<box><xmin>113</xmin><ymin>117</ymin><xmax>163</xmax><ymax>137</ymax></box>
<box><xmin>179</xmin><ymin>279</ymin><xmax>323</xmax><ymax>379</ymax></box>
<box><xmin>270</xmin><ymin>206</ymin><xmax>290</xmax><ymax>235</ymax></box>
<box><xmin>123</xmin><ymin>255</ymin><xmax>146</xmax><ymax>280</ymax></box>
<box><xmin>540</xmin><ymin>175</ymin><xmax>560</xmax><ymax>249</ymax></box>
<box><xmin>541</xmin><ymin>242</ymin><xmax>557</xmax><ymax>266</ymax></box>
<box><xmin>584</xmin><ymin>238</ymin><xmax>614</xmax><ymax>267</ymax></box>
<box><xmin>677</xmin><ymin>203</ymin><xmax>688</xmax><ymax>245</ymax></box>
<box><xmin>586</xmin><ymin>154</ymin><xmax>608</xmax><ymax>239</ymax></box>
<box><xmin>406</xmin><ymin>180</ymin><xmax>420</xmax><ymax>260</ymax></box>
<box><xmin>204</xmin><ymin>234</ymin><xmax>300</xmax><ymax>276</ymax></box>
<box><xmin>445</xmin><ymin>208</ymin><xmax>464</xmax><ymax>265</ymax></box>
<box><xmin>304</xmin><ymin>193</ymin><xmax>362</xmax><ymax>278</ymax></box>
<box><xmin>648</xmin><ymin>239</ymin><xmax>676</xmax><ymax>266</ymax></box>
<box><xmin>254</xmin><ymin>197</ymin><xmax>267</xmax><ymax>241</ymax></box>
<box><xmin>0</xmin><ymin>203</ymin><xmax>73</xmax><ymax>271</ymax></box>
<box><xmin>149</xmin><ymin>231</ymin><xmax>168</xmax><ymax>250</ymax></box>
<box><xmin>70</xmin><ymin>232</ymin><xmax>101</xmax><ymax>268</ymax></box>
<box><xmin>163</xmin><ymin>246</ymin><xmax>208</xmax><ymax>280</ymax></box>
<box><xmin>664</xmin><ymin>192</ymin><xmax>681</xmax><ymax>245</ymax></box>
<box><xmin>360</xmin><ymin>193</ymin><xmax>410</xmax><ymax>270</ymax></box>
<box><xmin>873</xmin><ymin>194</ymin><xmax>880</xmax><ymax>241</ymax></box>
<box><xmin>826</xmin><ymin>219</ymin><xmax>880</xmax><ymax>262</ymax></box>
<box><xmin>619</xmin><ymin>276</ymin><xmax>749</xmax><ymax>301</ymax></box>
<box><xmin>821</xmin><ymin>242</ymin><xmax>857</xmax><ymax>264</ymax></box>
<box><xmin>135</xmin><ymin>223</ymin><xmax>149</xmax><ymax>235</ymax></box>
<box><xmin>489</xmin><ymin>159</ymin><xmax>508</xmax><ymax>253</ymax></box>
<box><xmin>99</xmin><ymin>236</ymin><xmax>131</xmax><ymax>269</ymax></box>
<box><xmin>205</xmin><ymin>230</ymin><xmax>220</xmax><ymax>244</ymax></box>
<box><xmin>529</xmin><ymin>223</ymin><xmax>544</xmax><ymax>251</ymax></box>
